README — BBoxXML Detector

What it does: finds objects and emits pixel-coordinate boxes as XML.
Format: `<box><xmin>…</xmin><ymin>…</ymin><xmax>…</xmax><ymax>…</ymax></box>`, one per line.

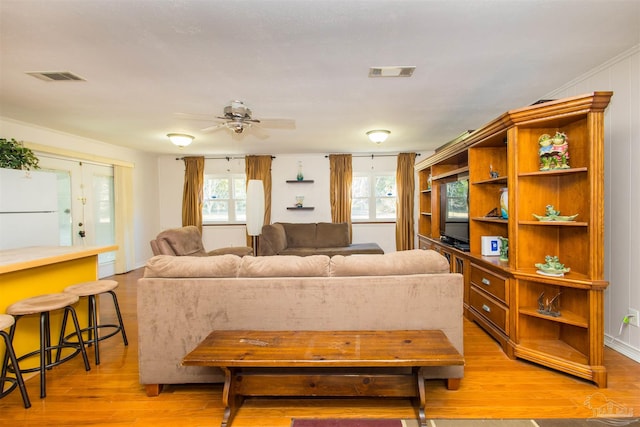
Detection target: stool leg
<box><xmin>66</xmin><ymin>306</ymin><xmax>91</xmax><ymax>372</ymax></box>
<box><xmin>89</xmin><ymin>295</ymin><xmax>100</xmax><ymax>365</ymax></box>
<box><xmin>0</xmin><ymin>329</ymin><xmax>10</xmax><ymax>393</ymax></box>
<box><xmin>0</xmin><ymin>329</ymin><xmax>31</xmax><ymax>408</ymax></box>
<box><xmin>108</xmin><ymin>291</ymin><xmax>128</xmax><ymax>346</ymax></box>
<box><xmin>55</xmin><ymin>308</ymin><xmax>70</xmax><ymax>364</ymax></box>
<box><xmin>39</xmin><ymin>312</ymin><xmax>48</xmax><ymax>398</ymax></box>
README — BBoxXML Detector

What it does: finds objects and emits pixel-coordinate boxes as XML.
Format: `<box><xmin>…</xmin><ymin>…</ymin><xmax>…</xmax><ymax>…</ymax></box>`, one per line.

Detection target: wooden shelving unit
<box><xmin>415</xmin><ymin>92</ymin><xmax>613</xmax><ymax>387</ymax></box>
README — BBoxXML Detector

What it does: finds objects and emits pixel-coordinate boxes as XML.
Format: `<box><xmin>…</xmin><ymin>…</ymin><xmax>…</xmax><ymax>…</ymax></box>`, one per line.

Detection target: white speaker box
<box><xmin>481</xmin><ymin>236</ymin><xmax>501</xmax><ymax>256</ymax></box>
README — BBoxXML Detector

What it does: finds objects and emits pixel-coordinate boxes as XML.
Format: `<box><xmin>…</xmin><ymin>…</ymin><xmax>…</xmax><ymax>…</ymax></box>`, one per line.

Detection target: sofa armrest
<box><xmin>258</xmin><ymin>223</ymin><xmax>287</xmax><ymax>255</ymax></box>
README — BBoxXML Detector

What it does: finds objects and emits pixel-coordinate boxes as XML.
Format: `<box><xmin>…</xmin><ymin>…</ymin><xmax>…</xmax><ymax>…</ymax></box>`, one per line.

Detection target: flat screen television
<box><xmin>439</xmin><ymin>179</ymin><xmax>470</xmax><ymax>244</ymax></box>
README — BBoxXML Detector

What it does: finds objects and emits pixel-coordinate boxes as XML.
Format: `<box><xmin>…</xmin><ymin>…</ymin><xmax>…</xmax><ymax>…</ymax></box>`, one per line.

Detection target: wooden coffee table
<box><xmin>182</xmin><ymin>329</ymin><xmax>464</xmax><ymax>427</ymax></box>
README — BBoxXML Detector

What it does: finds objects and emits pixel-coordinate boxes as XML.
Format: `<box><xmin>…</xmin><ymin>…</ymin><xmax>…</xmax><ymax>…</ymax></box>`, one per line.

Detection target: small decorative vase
<box><xmin>499</xmin><ymin>188</ymin><xmax>508</xmax><ymax>219</ymax></box>
<box><xmin>295</xmin><ymin>196</ymin><xmax>304</xmax><ymax>207</ymax></box>
<box><xmin>498</xmin><ymin>237</ymin><xmax>509</xmax><ymax>262</ymax></box>
<box><xmin>297</xmin><ymin>161</ymin><xmax>304</xmax><ymax>181</ymax></box>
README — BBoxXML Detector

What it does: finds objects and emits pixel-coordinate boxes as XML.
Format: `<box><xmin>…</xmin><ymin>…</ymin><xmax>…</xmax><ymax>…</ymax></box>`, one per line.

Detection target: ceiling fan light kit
<box><xmin>167</xmin><ymin>133</ymin><xmax>194</xmax><ymax>147</ymax></box>
<box><xmin>366</xmin><ymin>129</ymin><xmax>390</xmax><ymax>144</ymax></box>
<box><xmin>180</xmin><ymin>100</ymin><xmax>294</xmax><ymax>139</ymax></box>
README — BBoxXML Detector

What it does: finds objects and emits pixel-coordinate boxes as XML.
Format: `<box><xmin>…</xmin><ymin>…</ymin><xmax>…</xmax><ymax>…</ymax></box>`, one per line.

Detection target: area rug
<box><xmin>291</xmin><ymin>419</ymin><xmax>640</xmax><ymax>427</ymax></box>
<box><xmin>291</xmin><ymin>420</ymin><xmax>415</xmax><ymax>427</ymax></box>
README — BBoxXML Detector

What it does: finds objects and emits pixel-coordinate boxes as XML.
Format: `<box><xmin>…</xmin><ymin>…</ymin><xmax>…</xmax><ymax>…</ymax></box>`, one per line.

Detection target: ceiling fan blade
<box><xmin>201</xmin><ymin>123</ymin><xmax>226</xmax><ymax>133</ymax></box>
<box><xmin>256</xmin><ymin>118</ymin><xmax>296</xmax><ymax>129</ymax></box>
<box><xmin>249</xmin><ymin>124</ymin><xmax>270</xmax><ymax>140</ymax></box>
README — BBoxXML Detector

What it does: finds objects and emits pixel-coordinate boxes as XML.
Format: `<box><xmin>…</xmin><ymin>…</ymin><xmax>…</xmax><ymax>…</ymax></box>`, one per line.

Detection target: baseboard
<box><xmin>605</xmin><ymin>334</ymin><xmax>640</xmax><ymax>363</ymax></box>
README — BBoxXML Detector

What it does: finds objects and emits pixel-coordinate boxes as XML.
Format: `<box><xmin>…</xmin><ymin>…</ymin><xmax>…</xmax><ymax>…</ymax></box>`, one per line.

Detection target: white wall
<box><xmin>0</xmin><ymin>118</ymin><xmax>161</xmax><ymax>270</ymax></box>
<box><xmin>544</xmin><ymin>45</ymin><xmax>640</xmax><ymax>362</ymax></box>
<box><xmin>156</xmin><ymin>152</ymin><xmax>429</xmax><ymax>255</ymax></box>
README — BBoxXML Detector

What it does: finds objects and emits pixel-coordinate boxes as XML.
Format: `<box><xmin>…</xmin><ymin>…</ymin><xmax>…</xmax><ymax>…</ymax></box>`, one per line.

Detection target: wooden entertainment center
<box><xmin>415</xmin><ymin>92</ymin><xmax>613</xmax><ymax>387</ymax></box>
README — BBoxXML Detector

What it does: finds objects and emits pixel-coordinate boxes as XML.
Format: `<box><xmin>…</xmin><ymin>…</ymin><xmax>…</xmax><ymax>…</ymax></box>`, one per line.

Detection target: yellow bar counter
<box><xmin>0</xmin><ymin>245</ymin><xmax>117</xmax><ymax>369</ymax></box>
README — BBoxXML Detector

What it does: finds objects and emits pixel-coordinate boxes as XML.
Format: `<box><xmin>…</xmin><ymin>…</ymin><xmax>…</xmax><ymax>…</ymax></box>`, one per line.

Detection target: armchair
<box><xmin>150</xmin><ymin>226</ymin><xmax>252</xmax><ymax>257</ymax></box>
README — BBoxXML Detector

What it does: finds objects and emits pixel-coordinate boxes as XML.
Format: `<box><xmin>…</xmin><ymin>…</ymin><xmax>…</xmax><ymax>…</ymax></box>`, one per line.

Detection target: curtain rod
<box><xmin>37</xmin><ymin>152</ymin><xmax>113</xmax><ymax>168</ymax></box>
<box><xmin>175</xmin><ymin>155</ymin><xmax>276</xmax><ymax>161</ymax></box>
<box><xmin>323</xmin><ymin>153</ymin><xmax>421</xmax><ymax>158</ymax></box>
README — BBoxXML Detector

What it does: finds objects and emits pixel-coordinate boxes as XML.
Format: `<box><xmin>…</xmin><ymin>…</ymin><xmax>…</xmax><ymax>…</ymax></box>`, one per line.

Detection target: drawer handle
<box><xmin>481</xmin><ymin>278</ymin><xmax>491</xmax><ymax>286</ymax></box>
<box><xmin>482</xmin><ymin>304</ymin><xmax>491</xmax><ymax>313</ymax></box>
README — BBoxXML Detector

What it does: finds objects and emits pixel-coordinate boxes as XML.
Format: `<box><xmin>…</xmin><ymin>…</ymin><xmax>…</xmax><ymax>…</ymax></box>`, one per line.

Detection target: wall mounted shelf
<box><xmin>286</xmin><ymin>206</ymin><xmax>314</xmax><ymax>210</ymax></box>
<box><xmin>286</xmin><ymin>180</ymin><xmax>314</xmax><ymax>183</ymax></box>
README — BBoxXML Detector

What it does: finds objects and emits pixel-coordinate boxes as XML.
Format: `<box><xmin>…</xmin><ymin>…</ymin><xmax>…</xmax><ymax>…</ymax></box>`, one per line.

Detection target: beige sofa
<box><xmin>137</xmin><ymin>249</ymin><xmax>463</xmax><ymax>396</ymax></box>
<box><xmin>258</xmin><ymin>222</ymin><xmax>384</xmax><ymax>256</ymax></box>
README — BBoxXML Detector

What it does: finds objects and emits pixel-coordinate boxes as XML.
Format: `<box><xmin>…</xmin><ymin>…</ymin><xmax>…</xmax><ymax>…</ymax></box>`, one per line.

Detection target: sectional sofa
<box><xmin>137</xmin><ymin>249</ymin><xmax>464</xmax><ymax>396</ymax></box>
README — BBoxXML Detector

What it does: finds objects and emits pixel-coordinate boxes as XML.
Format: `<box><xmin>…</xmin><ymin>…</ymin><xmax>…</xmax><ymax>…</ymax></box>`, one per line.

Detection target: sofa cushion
<box><xmin>316</xmin><ymin>222</ymin><xmax>350</xmax><ymax>247</ymax></box>
<box><xmin>208</xmin><ymin>246</ymin><xmax>253</xmax><ymax>257</ymax></box>
<box><xmin>282</xmin><ymin>223</ymin><xmax>317</xmax><ymax>248</ymax></box>
<box><xmin>260</xmin><ymin>223</ymin><xmax>287</xmax><ymax>255</ymax></box>
<box><xmin>329</xmin><ymin>249</ymin><xmax>450</xmax><ymax>276</ymax></box>
<box><xmin>239</xmin><ymin>255</ymin><xmax>330</xmax><ymax>277</ymax></box>
<box><xmin>144</xmin><ymin>254</ymin><xmax>241</xmax><ymax>278</ymax></box>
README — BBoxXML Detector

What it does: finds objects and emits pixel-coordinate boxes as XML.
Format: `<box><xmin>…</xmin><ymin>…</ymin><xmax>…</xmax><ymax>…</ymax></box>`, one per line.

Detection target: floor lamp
<box><xmin>246</xmin><ymin>180</ymin><xmax>265</xmax><ymax>256</ymax></box>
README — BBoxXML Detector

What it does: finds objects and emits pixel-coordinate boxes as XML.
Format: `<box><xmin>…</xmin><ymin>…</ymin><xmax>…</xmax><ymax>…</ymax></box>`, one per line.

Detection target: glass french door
<box><xmin>38</xmin><ymin>156</ymin><xmax>116</xmax><ymax>275</ymax></box>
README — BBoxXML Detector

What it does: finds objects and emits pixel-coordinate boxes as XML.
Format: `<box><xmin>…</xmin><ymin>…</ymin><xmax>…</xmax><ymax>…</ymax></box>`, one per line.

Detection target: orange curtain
<box><xmin>329</xmin><ymin>154</ymin><xmax>352</xmax><ymax>242</ymax></box>
<box><xmin>182</xmin><ymin>156</ymin><xmax>204</xmax><ymax>232</ymax></box>
<box><xmin>395</xmin><ymin>153</ymin><xmax>417</xmax><ymax>251</ymax></box>
<box><xmin>245</xmin><ymin>155</ymin><xmax>273</xmax><ymax>248</ymax></box>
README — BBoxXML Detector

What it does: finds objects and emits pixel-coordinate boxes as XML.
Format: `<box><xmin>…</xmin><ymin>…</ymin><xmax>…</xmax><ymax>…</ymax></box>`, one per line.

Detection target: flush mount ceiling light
<box><xmin>167</xmin><ymin>133</ymin><xmax>194</xmax><ymax>147</ymax></box>
<box><xmin>366</xmin><ymin>130</ymin><xmax>390</xmax><ymax>144</ymax></box>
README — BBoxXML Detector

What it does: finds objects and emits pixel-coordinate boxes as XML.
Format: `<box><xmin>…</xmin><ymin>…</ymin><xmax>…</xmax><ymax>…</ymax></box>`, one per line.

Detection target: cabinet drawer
<box><xmin>470</xmin><ymin>264</ymin><xmax>507</xmax><ymax>303</ymax></box>
<box><xmin>470</xmin><ymin>286</ymin><xmax>507</xmax><ymax>333</ymax></box>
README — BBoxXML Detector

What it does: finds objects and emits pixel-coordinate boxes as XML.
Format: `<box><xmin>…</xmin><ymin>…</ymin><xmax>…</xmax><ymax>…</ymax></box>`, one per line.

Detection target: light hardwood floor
<box><xmin>1</xmin><ymin>267</ymin><xmax>639</xmax><ymax>426</ymax></box>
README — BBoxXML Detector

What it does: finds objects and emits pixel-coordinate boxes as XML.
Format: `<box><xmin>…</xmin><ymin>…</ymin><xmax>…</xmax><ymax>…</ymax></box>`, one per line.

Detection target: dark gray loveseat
<box><xmin>258</xmin><ymin>222</ymin><xmax>384</xmax><ymax>256</ymax></box>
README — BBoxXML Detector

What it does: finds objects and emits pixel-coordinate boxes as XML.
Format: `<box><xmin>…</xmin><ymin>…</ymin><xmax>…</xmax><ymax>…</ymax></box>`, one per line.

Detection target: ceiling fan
<box><xmin>177</xmin><ymin>101</ymin><xmax>295</xmax><ymax>139</ymax></box>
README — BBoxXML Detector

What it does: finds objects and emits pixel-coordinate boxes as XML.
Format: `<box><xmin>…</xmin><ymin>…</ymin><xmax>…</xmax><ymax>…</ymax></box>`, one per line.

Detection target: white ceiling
<box><xmin>1</xmin><ymin>0</ymin><xmax>639</xmax><ymax>156</ymax></box>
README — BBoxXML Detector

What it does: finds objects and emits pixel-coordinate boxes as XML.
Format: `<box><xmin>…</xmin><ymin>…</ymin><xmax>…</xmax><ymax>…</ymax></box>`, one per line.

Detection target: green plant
<box><xmin>0</xmin><ymin>138</ymin><xmax>40</xmax><ymax>170</ymax></box>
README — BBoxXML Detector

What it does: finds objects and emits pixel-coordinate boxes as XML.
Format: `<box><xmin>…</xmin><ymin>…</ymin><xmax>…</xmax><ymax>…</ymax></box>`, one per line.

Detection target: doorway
<box><xmin>38</xmin><ymin>156</ymin><xmax>116</xmax><ymax>277</ymax></box>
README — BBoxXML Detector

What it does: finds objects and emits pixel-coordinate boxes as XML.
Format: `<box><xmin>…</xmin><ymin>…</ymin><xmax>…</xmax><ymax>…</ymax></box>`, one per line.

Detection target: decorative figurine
<box><xmin>539</xmin><ymin>132</ymin><xmax>570</xmax><ymax>170</ymax></box>
<box><xmin>295</xmin><ymin>196</ymin><xmax>304</xmax><ymax>207</ymax></box>
<box><xmin>427</xmin><ymin>173</ymin><xmax>432</xmax><ymax>190</ymax></box>
<box><xmin>498</xmin><ymin>236</ymin><xmax>508</xmax><ymax>262</ymax></box>
<box><xmin>537</xmin><ymin>291</ymin><xmax>562</xmax><ymax>317</ymax></box>
<box><xmin>535</xmin><ymin>255</ymin><xmax>570</xmax><ymax>277</ymax></box>
<box><xmin>532</xmin><ymin>204</ymin><xmax>579</xmax><ymax>222</ymax></box>
<box><xmin>489</xmin><ymin>164</ymin><xmax>499</xmax><ymax>179</ymax></box>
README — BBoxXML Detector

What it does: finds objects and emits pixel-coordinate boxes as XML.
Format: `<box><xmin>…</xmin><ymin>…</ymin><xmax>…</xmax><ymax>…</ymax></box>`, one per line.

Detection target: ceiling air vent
<box><xmin>368</xmin><ymin>66</ymin><xmax>416</xmax><ymax>78</ymax></box>
<box><xmin>26</xmin><ymin>71</ymin><xmax>85</xmax><ymax>82</ymax></box>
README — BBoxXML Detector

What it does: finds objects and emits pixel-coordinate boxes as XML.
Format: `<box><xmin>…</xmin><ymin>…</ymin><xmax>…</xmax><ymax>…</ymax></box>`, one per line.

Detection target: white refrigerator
<box><xmin>0</xmin><ymin>168</ymin><xmax>59</xmax><ymax>250</ymax></box>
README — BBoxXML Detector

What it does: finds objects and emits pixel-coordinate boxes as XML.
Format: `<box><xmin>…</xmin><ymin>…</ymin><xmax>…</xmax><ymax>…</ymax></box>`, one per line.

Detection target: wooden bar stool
<box><xmin>0</xmin><ymin>314</ymin><xmax>31</xmax><ymax>408</ymax></box>
<box><xmin>59</xmin><ymin>280</ymin><xmax>128</xmax><ymax>365</ymax></box>
<box><xmin>6</xmin><ymin>293</ymin><xmax>91</xmax><ymax>398</ymax></box>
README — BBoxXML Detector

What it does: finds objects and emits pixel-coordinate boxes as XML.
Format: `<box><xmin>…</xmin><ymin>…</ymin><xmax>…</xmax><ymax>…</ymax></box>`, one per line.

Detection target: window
<box><xmin>202</xmin><ymin>174</ymin><xmax>246</xmax><ymax>223</ymax></box>
<box><xmin>352</xmin><ymin>173</ymin><xmax>396</xmax><ymax>221</ymax></box>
